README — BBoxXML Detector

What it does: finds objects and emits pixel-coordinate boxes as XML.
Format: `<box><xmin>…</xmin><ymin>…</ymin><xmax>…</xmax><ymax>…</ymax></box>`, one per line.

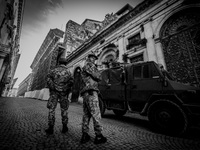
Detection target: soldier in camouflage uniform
<box><xmin>80</xmin><ymin>53</ymin><xmax>107</xmax><ymax>144</ymax></box>
<box><xmin>45</xmin><ymin>59</ymin><xmax>73</xmax><ymax>135</ymax></box>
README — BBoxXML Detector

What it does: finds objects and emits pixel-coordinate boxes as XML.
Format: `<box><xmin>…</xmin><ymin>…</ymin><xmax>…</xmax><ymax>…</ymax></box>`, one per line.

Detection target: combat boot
<box><xmin>94</xmin><ymin>134</ymin><xmax>107</xmax><ymax>144</ymax></box>
<box><xmin>45</xmin><ymin>125</ymin><xmax>54</xmax><ymax>135</ymax></box>
<box><xmin>80</xmin><ymin>133</ymin><xmax>90</xmax><ymax>144</ymax></box>
<box><xmin>62</xmin><ymin>125</ymin><xmax>68</xmax><ymax>133</ymax></box>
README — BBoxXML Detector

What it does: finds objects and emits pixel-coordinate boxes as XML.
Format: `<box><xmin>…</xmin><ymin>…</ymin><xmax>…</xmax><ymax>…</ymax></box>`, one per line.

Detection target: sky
<box><xmin>14</xmin><ymin>0</ymin><xmax>143</xmax><ymax>88</ymax></box>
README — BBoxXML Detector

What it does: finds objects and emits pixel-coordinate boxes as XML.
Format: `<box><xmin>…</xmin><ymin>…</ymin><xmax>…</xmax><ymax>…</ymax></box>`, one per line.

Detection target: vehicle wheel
<box><xmin>113</xmin><ymin>109</ymin><xmax>127</xmax><ymax>117</ymax></box>
<box><xmin>98</xmin><ymin>97</ymin><xmax>106</xmax><ymax>117</ymax></box>
<box><xmin>147</xmin><ymin>100</ymin><xmax>188</xmax><ymax>136</ymax></box>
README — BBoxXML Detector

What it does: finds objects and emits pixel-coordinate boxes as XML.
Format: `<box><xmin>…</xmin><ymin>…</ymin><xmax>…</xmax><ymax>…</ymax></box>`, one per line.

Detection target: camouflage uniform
<box><xmin>46</xmin><ymin>64</ymin><xmax>73</xmax><ymax>127</ymax></box>
<box><xmin>80</xmin><ymin>59</ymin><xmax>102</xmax><ymax>136</ymax></box>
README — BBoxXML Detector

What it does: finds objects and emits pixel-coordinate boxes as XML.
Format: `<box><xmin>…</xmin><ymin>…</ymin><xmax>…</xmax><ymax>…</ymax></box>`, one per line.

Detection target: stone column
<box><xmin>118</xmin><ymin>35</ymin><xmax>125</xmax><ymax>63</ymax></box>
<box><xmin>0</xmin><ymin>58</ymin><xmax>4</xmax><ymax>71</ymax></box>
<box><xmin>0</xmin><ymin>64</ymin><xmax>6</xmax><ymax>81</ymax></box>
<box><xmin>144</xmin><ymin>20</ymin><xmax>158</xmax><ymax>63</ymax></box>
<box><xmin>155</xmin><ymin>41</ymin><xmax>167</xmax><ymax>69</ymax></box>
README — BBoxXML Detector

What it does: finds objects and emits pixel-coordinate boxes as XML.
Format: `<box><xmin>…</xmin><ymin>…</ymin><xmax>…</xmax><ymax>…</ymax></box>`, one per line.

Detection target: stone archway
<box><xmin>98</xmin><ymin>43</ymin><xmax>119</xmax><ymax>68</ymax></box>
<box><xmin>160</xmin><ymin>7</ymin><xmax>200</xmax><ymax>86</ymax></box>
<box><xmin>71</xmin><ymin>67</ymin><xmax>81</xmax><ymax>102</ymax></box>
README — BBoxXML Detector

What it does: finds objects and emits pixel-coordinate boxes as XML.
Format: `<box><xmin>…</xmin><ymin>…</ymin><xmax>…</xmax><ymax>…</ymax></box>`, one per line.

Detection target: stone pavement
<box><xmin>0</xmin><ymin>97</ymin><xmax>200</xmax><ymax>150</ymax></box>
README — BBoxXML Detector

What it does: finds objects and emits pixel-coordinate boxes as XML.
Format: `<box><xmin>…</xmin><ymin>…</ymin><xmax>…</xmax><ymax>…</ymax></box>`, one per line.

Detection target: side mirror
<box><xmin>162</xmin><ymin>73</ymin><xmax>168</xmax><ymax>87</ymax></box>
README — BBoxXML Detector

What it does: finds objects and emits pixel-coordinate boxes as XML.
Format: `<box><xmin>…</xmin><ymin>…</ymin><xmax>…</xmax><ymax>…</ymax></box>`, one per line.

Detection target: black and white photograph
<box><xmin>0</xmin><ymin>0</ymin><xmax>200</xmax><ymax>149</ymax></box>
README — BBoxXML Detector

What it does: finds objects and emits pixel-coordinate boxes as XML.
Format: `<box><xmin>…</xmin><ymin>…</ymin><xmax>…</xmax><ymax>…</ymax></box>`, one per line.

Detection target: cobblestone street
<box><xmin>0</xmin><ymin>97</ymin><xmax>200</xmax><ymax>150</ymax></box>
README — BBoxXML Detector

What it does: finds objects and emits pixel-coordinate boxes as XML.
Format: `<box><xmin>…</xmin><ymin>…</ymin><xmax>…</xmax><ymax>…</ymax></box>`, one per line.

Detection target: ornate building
<box><xmin>62</xmin><ymin>19</ymin><xmax>102</xmax><ymax>57</ymax></box>
<box><xmin>62</xmin><ymin>0</ymin><xmax>200</xmax><ymax>102</ymax></box>
<box><xmin>0</xmin><ymin>0</ymin><xmax>25</xmax><ymax>96</ymax></box>
<box><xmin>30</xmin><ymin>28</ymin><xmax>64</xmax><ymax>91</ymax></box>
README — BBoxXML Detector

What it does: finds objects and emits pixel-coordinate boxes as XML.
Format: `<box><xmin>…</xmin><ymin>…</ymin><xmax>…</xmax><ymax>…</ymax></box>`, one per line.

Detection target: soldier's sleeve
<box><xmin>46</xmin><ymin>70</ymin><xmax>55</xmax><ymax>90</ymax></box>
<box><xmin>84</xmin><ymin>62</ymin><xmax>101</xmax><ymax>82</ymax></box>
<box><xmin>62</xmin><ymin>70</ymin><xmax>74</xmax><ymax>92</ymax></box>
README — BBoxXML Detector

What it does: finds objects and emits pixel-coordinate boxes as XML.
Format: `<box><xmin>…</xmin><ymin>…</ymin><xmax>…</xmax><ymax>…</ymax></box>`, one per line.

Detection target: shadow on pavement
<box><xmin>102</xmin><ymin>112</ymin><xmax>200</xmax><ymax>140</ymax></box>
<box><xmin>182</xmin><ymin>126</ymin><xmax>200</xmax><ymax>140</ymax></box>
<box><xmin>102</xmin><ymin>113</ymin><xmax>151</xmax><ymax>131</ymax></box>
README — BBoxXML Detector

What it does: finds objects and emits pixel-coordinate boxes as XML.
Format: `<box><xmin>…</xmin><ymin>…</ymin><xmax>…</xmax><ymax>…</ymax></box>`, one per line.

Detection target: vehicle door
<box><xmin>126</xmin><ymin>63</ymin><xmax>163</xmax><ymax>111</ymax></box>
<box><xmin>99</xmin><ymin>67</ymin><xmax>126</xmax><ymax>101</ymax></box>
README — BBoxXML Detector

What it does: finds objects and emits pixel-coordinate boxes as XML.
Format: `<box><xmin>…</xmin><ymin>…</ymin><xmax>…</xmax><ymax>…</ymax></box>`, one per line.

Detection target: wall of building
<box><xmin>17</xmin><ymin>73</ymin><xmax>31</xmax><ymax>97</ymax></box>
<box><xmin>0</xmin><ymin>0</ymin><xmax>25</xmax><ymax>96</ymax></box>
<box><xmin>30</xmin><ymin>29</ymin><xmax>64</xmax><ymax>91</ymax></box>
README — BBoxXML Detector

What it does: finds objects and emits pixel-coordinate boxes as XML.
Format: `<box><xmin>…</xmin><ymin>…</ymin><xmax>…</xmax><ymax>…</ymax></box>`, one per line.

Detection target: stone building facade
<box><xmin>30</xmin><ymin>28</ymin><xmax>64</xmax><ymax>91</ymax></box>
<box><xmin>63</xmin><ymin>0</ymin><xmax>200</xmax><ymax>101</ymax></box>
<box><xmin>0</xmin><ymin>0</ymin><xmax>25</xmax><ymax>96</ymax></box>
<box><xmin>17</xmin><ymin>73</ymin><xmax>31</xmax><ymax>97</ymax></box>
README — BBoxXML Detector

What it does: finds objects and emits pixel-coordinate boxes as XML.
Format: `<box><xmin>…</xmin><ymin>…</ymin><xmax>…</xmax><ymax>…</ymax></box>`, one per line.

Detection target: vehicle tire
<box><xmin>147</xmin><ymin>99</ymin><xmax>188</xmax><ymax>136</ymax></box>
<box><xmin>113</xmin><ymin>109</ymin><xmax>127</xmax><ymax>117</ymax></box>
<box><xmin>98</xmin><ymin>97</ymin><xmax>106</xmax><ymax>117</ymax></box>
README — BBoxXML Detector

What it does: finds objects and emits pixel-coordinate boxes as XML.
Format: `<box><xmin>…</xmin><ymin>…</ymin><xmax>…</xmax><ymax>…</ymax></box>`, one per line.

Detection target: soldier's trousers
<box><xmin>82</xmin><ymin>91</ymin><xmax>102</xmax><ymax>135</ymax></box>
<box><xmin>47</xmin><ymin>92</ymin><xmax>69</xmax><ymax>126</ymax></box>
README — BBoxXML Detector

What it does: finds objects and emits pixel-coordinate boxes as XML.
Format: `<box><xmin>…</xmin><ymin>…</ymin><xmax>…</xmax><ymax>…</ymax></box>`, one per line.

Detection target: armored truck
<box><xmin>98</xmin><ymin>61</ymin><xmax>200</xmax><ymax>135</ymax></box>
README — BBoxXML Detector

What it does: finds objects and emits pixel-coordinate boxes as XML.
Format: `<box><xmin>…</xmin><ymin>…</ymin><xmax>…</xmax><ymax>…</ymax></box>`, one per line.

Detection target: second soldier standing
<box><xmin>80</xmin><ymin>53</ymin><xmax>107</xmax><ymax>144</ymax></box>
<box><xmin>45</xmin><ymin>58</ymin><xmax>73</xmax><ymax>135</ymax></box>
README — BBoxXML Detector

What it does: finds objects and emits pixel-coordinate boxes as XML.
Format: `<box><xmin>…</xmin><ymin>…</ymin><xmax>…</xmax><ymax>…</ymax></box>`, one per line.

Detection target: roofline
<box><xmin>81</xmin><ymin>18</ymin><xmax>102</xmax><ymax>25</ymax></box>
<box><xmin>115</xmin><ymin>3</ymin><xmax>133</xmax><ymax>15</ymax></box>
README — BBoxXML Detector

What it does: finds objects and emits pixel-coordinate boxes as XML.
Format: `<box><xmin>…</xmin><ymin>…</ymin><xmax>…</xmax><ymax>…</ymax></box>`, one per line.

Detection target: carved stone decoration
<box><xmin>82</xmin><ymin>20</ymin><xmax>102</xmax><ymax>38</ymax></box>
<box><xmin>160</xmin><ymin>8</ymin><xmax>200</xmax><ymax>86</ymax></box>
<box><xmin>102</xmin><ymin>13</ymin><xmax>118</xmax><ymax>28</ymax></box>
<box><xmin>65</xmin><ymin>20</ymin><xmax>102</xmax><ymax>54</ymax></box>
<box><xmin>5</xmin><ymin>3</ymin><xmax>14</xmax><ymax>20</ymax></box>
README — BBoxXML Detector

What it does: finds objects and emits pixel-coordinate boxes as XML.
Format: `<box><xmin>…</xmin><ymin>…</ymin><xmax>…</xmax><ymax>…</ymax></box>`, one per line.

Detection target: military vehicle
<box><xmin>98</xmin><ymin>61</ymin><xmax>200</xmax><ymax>135</ymax></box>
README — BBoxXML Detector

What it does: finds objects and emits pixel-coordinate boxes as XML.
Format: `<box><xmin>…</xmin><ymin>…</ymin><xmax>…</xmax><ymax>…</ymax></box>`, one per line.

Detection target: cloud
<box><xmin>22</xmin><ymin>0</ymin><xmax>63</xmax><ymax>32</ymax></box>
<box><xmin>48</xmin><ymin>0</ymin><xmax>54</xmax><ymax>5</ymax></box>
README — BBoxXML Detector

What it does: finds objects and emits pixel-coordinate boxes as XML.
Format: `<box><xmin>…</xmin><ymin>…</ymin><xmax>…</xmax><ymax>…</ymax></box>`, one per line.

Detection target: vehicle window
<box><xmin>109</xmin><ymin>68</ymin><xmax>123</xmax><ymax>84</ymax></box>
<box><xmin>143</xmin><ymin>65</ymin><xmax>149</xmax><ymax>78</ymax></box>
<box><xmin>133</xmin><ymin>66</ymin><xmax>142</xmax><ymax>79</ymax></box>
<box><xmin>151</xmin><ymin>63</ymin><xmax>160</xmax><ymax>78</ymax></box>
